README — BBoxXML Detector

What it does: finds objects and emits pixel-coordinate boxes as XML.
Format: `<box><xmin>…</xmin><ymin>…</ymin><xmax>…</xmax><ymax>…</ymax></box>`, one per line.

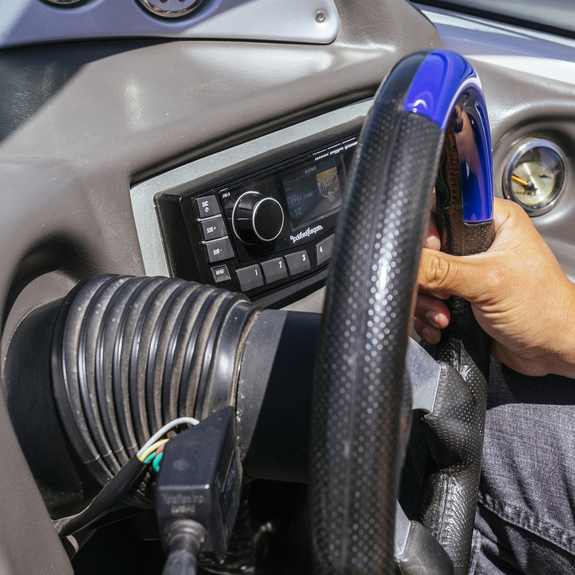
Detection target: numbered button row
<box><xmin>235</xmin><ymin>250</ymin><xmax>311</xmax><ymax>292</ymax></box>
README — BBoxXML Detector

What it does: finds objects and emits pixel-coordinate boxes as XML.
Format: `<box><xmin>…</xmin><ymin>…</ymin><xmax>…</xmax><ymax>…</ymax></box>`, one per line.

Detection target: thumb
<box><xmin>418</xmin><ymin>248</ymin><xmax>489</xmax><ymax>303</ymax></box>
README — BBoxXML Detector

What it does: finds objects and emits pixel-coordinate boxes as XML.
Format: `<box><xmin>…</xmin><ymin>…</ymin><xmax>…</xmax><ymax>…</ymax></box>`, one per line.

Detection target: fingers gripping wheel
<box><xmin>417</xmin><ymin>54</ymin><xmax>495</xmax><ymax>574</ymax></box>
<box><xmin>310</xmin><ymin>50</ymin><xmax>494</xmax><ymax>575</ymax></box>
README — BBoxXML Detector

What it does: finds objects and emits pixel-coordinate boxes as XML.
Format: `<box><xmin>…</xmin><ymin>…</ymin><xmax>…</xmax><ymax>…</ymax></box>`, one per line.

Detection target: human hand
<box><xmin>415</xmin><ymin>197</ymin><xmax>575</xmax><ymax>378</ymax></box>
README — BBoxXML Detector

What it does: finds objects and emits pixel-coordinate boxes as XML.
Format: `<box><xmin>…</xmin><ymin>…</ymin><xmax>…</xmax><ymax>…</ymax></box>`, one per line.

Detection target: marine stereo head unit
<box><xmin>156</xmin><ymin>131</ymin><xmax>359</xmax><ymax>306</ymax></box>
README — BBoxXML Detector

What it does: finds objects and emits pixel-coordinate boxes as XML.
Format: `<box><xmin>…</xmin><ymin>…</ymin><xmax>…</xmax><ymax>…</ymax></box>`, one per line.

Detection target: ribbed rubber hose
<box><xmin>51</xmin><ymin>275</ymin><xmax>260</xmax><ymax>503</ymax></box>
<box><xmin>309</xmin><ymin>52</ymin><xmax>442</xmax><ymax>574</ymax></box>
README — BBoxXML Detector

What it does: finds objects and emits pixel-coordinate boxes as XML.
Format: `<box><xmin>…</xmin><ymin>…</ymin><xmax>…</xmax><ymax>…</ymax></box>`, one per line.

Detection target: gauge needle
<box><xmin>512</xmin><ymin>174</ymin><xmax>537</xmax><ymax>191</ymax></box>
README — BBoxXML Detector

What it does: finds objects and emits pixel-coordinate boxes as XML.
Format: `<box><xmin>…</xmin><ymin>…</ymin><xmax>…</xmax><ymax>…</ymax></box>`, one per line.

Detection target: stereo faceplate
<box><xmin>156</xmin><ymin>132</ymin><xmax>359</xmax><ymax>306</ymax></box>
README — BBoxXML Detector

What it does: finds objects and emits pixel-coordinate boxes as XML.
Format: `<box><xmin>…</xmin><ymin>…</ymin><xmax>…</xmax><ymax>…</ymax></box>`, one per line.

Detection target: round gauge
<box><xmin>138</xmin><ymin>0</ymin><xmax>203</xmax><ymax>18</ymax></box>
<box><xmin>41</xmin><ymin>0</ymin><xmax>83</xmax><ymax>4</ymax></box>
<box><xmin>504</xmin><ymin>139</ymin><xmax>566</xmax><ymax>215</ymax></box>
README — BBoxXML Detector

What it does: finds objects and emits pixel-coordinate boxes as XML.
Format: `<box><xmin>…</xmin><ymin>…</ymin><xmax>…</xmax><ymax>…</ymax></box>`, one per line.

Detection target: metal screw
<box><xmin>315</xmin><ymin>10</ymin><xmax>327</xmax><ymax>23</ymax></box>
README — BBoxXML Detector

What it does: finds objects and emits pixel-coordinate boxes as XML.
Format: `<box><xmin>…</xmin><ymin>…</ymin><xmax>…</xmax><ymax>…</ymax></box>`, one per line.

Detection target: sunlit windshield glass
<box><xmin>413</xmin><ymin>0</ymin><xmax>575</xmax><ymax>37</ymax></box>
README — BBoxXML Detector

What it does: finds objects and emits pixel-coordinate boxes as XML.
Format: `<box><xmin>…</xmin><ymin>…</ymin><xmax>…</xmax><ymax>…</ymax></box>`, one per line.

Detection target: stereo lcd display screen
<box><xmin>282</xmin><ymin>157</ymin><xmax>343</xmax><ymax>230</ymax></box>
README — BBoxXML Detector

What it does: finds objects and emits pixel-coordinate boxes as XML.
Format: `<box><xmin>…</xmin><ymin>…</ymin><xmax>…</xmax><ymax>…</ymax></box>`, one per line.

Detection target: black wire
<box><xmin>54</xmin><ymin>455</ymin><xmax>146</xmax><ymax>537</ymax></box>
<box><xmin>162</xmin><ymin>520</ymin><xmax>206</xmax><ymax>575</ymax></box>
<box><xmin>163</xmin><ymin>551</ymin><xmax>198</xmax><ymax>575</ymax></box>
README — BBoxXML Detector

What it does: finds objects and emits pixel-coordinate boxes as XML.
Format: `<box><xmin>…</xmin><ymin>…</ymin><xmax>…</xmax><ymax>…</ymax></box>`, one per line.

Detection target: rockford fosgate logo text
<box><xmin>290</xmin><ymin>225</ymin><xmax>324</xmax><ymax>244</ymax></box>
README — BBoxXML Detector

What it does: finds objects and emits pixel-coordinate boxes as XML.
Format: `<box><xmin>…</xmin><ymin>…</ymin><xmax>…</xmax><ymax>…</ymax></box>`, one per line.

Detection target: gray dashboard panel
<box><xmin>0</xmin><ymin>0</ymin><xmax>340</xmax><ymax>48</ymax></box>
<box><xmin>5</xmin><ymin>0</ymin><xmax>575</xmax><ymax>572</ymax></box>
<box><xmin>0</xmin><ymin>1</ymin><xmax>441</xmax><ymax>573</ymax></box>
<box><xmin>4</xmin><ymin>1</ymin><xmax>575</xmax><ymax>571</ymax></box>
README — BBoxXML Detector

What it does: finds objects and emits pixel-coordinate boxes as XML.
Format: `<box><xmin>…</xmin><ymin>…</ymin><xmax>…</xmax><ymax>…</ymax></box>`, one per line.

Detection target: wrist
<box><xmin>541</xmin><ymin>279</ymin><xmax>575</xmax><ymax>379</ymax></box>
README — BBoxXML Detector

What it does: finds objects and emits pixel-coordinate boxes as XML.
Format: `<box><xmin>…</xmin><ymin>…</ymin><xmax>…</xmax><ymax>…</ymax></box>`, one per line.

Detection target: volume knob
<box><xmin>232</xmin><ymin>192</ymin><xmax>284</xmax><ymax>244</ymax></box>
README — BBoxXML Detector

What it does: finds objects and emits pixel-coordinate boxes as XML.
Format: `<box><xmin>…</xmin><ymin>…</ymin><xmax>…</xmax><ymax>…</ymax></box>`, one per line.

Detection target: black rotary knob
<box><xmin>232</xmin><ymin>192</ymin><xmax>284</xmax><ymax>244</ymax></box>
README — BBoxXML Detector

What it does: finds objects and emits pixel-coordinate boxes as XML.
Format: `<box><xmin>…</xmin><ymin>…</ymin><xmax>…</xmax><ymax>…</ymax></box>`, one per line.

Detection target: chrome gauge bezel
<box><xmin>138</xmin><ymin>0</ymin><xmax>203</xmax><ymax>18</ymax></box>
<box><xmin>41</xmin><ymin>0</ymin><xmax>84</xmax><ymax>5</ymax></box>
<box><xmin>504</xmin><ymin>139</ymin><xmax>567</xmax><ymax>216</ymax></box>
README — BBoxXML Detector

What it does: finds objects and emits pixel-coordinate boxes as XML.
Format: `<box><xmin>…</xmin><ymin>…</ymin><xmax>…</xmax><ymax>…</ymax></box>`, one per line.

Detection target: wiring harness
<box><xmin>54</xmin><ymin>417</ymin><xmax>199</xmax><ymax>537</ymax></box>
<box><xmin>56</xmin><ymin>407</ymin><xmax>242</xmax><ymax>575</ymax></box>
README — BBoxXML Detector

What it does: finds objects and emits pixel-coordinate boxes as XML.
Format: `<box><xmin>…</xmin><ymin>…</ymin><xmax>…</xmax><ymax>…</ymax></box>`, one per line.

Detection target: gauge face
<box><xmin>138</xmin><ymin>0</ymin><xmax>203</xmax><ymax>18</ymax></box>
<box><xmin>505</xmin><ymin>140</ymin><xmax>566</xmax><ymax>215</ymax></box>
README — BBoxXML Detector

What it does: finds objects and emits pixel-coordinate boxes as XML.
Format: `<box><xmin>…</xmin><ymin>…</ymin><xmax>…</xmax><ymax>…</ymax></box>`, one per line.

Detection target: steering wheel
<box><xmin>309</xmin><ymin>50</ymin><xmax>494</xmax><ymax>575</ymax></box>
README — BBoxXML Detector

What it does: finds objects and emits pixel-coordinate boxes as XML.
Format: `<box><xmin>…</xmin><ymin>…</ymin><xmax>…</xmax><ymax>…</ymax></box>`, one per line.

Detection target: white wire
<box><xmin>136</xmin><ymin>416</ymin><xmax>200</xmax><ymax>459</ymax></box>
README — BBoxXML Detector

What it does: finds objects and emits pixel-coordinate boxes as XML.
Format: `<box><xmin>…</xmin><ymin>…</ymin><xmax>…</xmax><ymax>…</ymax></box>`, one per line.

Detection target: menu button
<box><xmin>211</xmin><ymin>265</ymin><xmax>231</xmax><ymax>283</ymax></box>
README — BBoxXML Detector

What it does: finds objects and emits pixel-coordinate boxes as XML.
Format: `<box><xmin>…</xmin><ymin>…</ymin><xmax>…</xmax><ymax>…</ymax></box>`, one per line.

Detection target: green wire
<box><xmin>143</xmin><ymin>452</ymin><xmax>156</xmax><ymax>464</ymax></box>
<box><xmin>152</xmin><ymin>452</ymin><xmax>164</xmax><ymax>473</ymax></box>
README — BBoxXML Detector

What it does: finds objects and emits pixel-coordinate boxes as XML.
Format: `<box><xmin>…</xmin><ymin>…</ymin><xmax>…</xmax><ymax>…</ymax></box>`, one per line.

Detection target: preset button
<box><xmin>316</xmin><ymin>234</ymin><xmax>335</xmax><ymax>266</ymax></box>
<box><xmin>261</xmin><ymin>257</ymin><xmax>288</xmax><ymax>284</ymax></box>
<box><xmin>285</xmin><ymin>251</ymin><xmax>310</xmax><ymax>275</ymax></box>
<box><xmin>236</xmin><ymin>265</ymin><xmax>264</xmax><ymax>291</ymax></box>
